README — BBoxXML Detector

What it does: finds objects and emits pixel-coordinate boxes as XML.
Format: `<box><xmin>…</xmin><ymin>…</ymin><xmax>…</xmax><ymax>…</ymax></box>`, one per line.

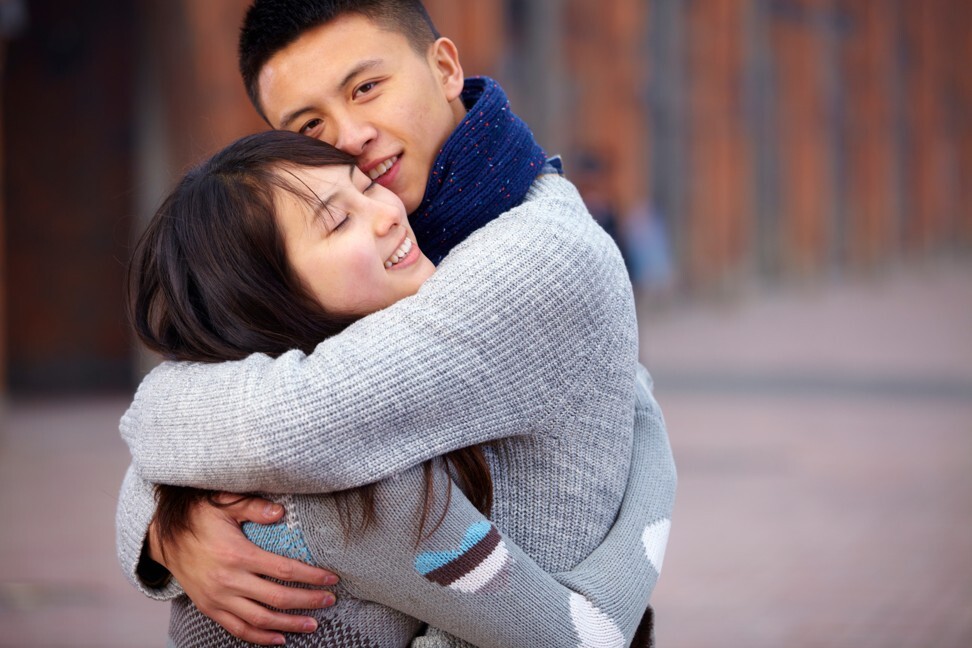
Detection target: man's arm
<box><xmin>117</xmin><ymin>366</ymin><xmax>675</xmax><ymax>647</ymax></box>
<box><xmin>123</xmin><ymin>178</ymin><xmax>634</xmax><ymax>494</ymax></box>
<box><xmin>547</xmin><ymin>367</ymin><xmax>676</xmax><ymax>633</ymax></box>
<box><xmin>298</xmin><ymin>374</ymin><xmax>674</xmax><ymax>648</ymax></box>
<box><xmin>412</xmin><ymin>365</ymin><xmax>675</xmax><ymax>648</ymax></box>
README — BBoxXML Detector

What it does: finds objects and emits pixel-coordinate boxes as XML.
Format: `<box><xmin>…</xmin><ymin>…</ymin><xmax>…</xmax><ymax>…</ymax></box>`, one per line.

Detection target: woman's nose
<box><xmin>371</xmin><ymin>198</ymin><xmax>402</xmax><ymax>236</ymax></box>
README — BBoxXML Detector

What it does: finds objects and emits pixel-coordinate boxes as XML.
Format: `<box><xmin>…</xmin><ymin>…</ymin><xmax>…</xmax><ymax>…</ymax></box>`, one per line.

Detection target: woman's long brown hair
<box><xmin>130</xmin><ymin>130</ymin><xmax>491</xmax><ymax>558</ymax></box>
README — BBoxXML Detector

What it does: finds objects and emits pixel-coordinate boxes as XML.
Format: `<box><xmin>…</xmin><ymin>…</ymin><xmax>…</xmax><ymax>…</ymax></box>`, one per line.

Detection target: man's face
<box><xmin>257</xmin><ymin>14</ymin><xmax>466</xmax><ymax>214</ymax></box>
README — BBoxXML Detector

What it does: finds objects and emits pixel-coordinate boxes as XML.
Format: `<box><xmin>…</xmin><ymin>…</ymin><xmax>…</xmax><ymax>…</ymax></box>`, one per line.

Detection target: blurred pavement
<box><xmin>644</xmin><ymin>259</ymin><xmax>972</xmax><ymax>648</ymax></box>
<box><xmin>1</xmin><ymin>260</ymin><xmax>970</xmax><ymax>647</ymax></box>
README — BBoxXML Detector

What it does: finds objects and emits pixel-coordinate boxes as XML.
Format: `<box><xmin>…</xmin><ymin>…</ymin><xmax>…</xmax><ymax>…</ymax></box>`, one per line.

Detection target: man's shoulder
<box><xmin>460</xmin><ymin>173</ymin><xmax>610</xmax><ymax>258</ymax></box>
<box><xmin>433</xmin><ymin>166</ymin><xmax>620</xmax><ymax>276</ymax></box>
<box><xmin>514</xmin><ymin>172</ymin><xmax>586</xmax><ymax>218</ymax></box>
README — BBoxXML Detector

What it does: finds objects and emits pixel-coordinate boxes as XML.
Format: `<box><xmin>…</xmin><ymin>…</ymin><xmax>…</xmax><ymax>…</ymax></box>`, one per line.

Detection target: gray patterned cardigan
<box><xmin>117</xmin><ymin>173</ymin><xmax>676</xmax><ymax>647</ymax></box>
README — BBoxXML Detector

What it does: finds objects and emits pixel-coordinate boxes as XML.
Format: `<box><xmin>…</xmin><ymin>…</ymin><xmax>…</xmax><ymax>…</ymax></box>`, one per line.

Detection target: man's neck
<box><xmin>449</xmin><ymin>94</ymin><xmax>468</xmax><ymax>130</ymax></box>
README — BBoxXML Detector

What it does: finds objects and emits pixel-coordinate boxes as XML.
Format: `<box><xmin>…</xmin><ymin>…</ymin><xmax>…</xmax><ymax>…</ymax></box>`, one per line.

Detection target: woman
<box><xmin>125</xmin><ymin>130</ymin><xmax>672</xmax><ymax>647</ymax></box>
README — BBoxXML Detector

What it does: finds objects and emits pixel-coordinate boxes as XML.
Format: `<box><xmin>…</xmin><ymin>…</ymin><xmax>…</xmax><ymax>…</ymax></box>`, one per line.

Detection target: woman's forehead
<box><xmin>275</xmin><ymin>163</ymin><xmax>355</xmax><ymax>202</ymax></box>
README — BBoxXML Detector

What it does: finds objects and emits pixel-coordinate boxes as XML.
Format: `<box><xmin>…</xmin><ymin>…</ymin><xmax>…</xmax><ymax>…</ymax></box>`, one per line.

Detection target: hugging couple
<box><xmin>118</xmin><ymin>1</ymin><xmax>676</xmax><ymax>646</ymax></box>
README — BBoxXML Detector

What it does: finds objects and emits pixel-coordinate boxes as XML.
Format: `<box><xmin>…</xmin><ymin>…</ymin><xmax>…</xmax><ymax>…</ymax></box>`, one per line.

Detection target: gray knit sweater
<box><xmin>117</xmin><ymin>174</ymin><xmax>676</xmax><ymax>647</ymax></box>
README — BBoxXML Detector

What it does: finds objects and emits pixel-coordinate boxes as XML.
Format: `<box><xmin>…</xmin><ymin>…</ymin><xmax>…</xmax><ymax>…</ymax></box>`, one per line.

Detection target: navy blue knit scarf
<box><xmin>410</xmin><ymin>77</ymin><xmax>548</xmax><ymax>265</ymax></box>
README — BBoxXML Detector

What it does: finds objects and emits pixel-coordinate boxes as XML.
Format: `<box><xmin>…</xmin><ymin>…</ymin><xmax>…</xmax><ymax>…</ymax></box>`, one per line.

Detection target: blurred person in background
<box><xmin>572</xmin><ymin>152</ymin><xmax>674</xmax><ymax>299</ymax></box>
<box><xmin>572</xmin><ymin>151</ymin><xmax>626</xmax><ymax>257</ymax></box>
<box><xmin>116</xmin><ymin>0</ymin><xmax>674</xmax><ymax>645</ymax></box>
<box><xmin>620</xmin><ymin>201</ymin><xmax>675</xmax><ymax>301</ymax></box>
<box><xmin>125</xmin><ymin>128</ymin><xmax>672</xmax><ymax>647</ymax></box>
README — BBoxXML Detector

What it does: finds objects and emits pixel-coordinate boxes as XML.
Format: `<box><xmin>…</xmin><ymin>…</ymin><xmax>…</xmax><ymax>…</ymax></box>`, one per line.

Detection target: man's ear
<box><xmin>429</xmin><ymin>37</ymin><xmax>464</xmax><ymax>101</ymax></box>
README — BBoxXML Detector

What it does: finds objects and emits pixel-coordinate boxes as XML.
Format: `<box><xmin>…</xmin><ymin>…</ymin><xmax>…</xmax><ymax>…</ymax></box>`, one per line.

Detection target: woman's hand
<box><xmin>148</xmin><ymin>494</ymin><xmax>339</xmax><ymax>646</ymax></box>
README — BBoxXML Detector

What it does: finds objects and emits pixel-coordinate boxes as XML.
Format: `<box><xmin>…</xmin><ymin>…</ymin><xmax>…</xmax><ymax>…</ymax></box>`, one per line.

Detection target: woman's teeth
<box><xmin>369</xmin><ymin>156</ymin><xmax>399</xmax><ymax>180</ymax></box>
<box><xmin>385</xmin><ymin>237</ymin><xmax>413</xmax><ymax>268</ymax></box>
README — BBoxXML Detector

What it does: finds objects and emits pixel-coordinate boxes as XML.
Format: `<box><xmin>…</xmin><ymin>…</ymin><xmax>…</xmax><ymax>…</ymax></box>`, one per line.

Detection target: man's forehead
<box><xmin>257</xmin><ymin>18</ymin><xmax>410</xmax><ymax>118</ymax></box>
<box><xmin>264</xmin><ymin>14</ymin><xmax>409</xmax><ymax>78</ymax></box>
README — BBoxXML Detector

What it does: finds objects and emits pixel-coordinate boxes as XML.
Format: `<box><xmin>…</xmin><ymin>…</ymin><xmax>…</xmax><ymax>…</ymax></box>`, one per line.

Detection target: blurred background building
<box><xmin>1</xmin><ymin>2</ymin><xmax>971</xmax><ymax>646</ymax></box>
<box><xmin>1</xmin><ymin>0</ymin><xmax>969</xmax><ymax>396</ymax></box>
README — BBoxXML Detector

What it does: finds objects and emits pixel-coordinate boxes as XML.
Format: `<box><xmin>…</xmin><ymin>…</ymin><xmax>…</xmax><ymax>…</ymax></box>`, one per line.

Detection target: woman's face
<box><xmin>274</xmin><ymin>164</ymin><xmax>436</xmax><ymax>316</ymax></box>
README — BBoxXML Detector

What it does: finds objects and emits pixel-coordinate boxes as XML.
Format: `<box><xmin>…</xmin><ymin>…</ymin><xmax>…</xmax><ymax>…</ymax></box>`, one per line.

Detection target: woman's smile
<box><xmin>274</xmin><ymin>163</ymin><xmax>436</xmax><ymax>316</ymax></box>
<box><xmin>385</xmin><ymin>236</ymin><xmax>418</xmax><ymax>269</ymax></box>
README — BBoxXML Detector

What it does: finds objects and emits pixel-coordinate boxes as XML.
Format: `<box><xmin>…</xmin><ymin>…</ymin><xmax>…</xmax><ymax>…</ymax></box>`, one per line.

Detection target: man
<box><xmin>117</xmin><ymin>1</ymin><xmax>674</xmax><ymax>645</ymax></box>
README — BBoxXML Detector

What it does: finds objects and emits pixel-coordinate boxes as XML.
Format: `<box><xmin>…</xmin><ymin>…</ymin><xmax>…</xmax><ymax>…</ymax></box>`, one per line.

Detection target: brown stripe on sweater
<box><xmin>424</xmin><ymin>524</ymin><xmax>502</xmax><ymax>587</ymax></box>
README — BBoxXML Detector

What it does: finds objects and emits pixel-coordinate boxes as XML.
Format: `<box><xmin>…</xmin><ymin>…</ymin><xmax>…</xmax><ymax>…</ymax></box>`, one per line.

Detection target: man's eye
<box><xmin>300</xmin><ymin>118</ymin><xmax>323</xmax><ymax>135</ymax></box>
<box><xmin>354</xmin><ymin>81</ymin><xmax>378</xmax><ymax>99</ymax></box>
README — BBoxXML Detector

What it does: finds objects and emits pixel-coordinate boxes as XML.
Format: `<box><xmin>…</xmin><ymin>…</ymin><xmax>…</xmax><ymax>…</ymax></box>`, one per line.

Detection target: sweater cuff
<box><xmin>136</xmin><ymin>534</ymin><xmax>172</xmax><ymax>590</ymax></box>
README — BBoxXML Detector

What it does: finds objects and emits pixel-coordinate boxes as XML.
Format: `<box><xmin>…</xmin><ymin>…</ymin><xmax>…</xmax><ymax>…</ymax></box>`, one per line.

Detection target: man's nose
<box><xmin>331</xmin><ymin>114</ymin><xmax>376</xmax><ymax>156</ymax></box>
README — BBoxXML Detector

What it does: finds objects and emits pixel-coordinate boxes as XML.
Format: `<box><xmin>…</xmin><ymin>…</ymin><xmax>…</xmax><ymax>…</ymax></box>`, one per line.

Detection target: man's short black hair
<box><xmin>240</xmin><ymin>0</ymin><xmax>441</xmax><ymax>119</ymax></box>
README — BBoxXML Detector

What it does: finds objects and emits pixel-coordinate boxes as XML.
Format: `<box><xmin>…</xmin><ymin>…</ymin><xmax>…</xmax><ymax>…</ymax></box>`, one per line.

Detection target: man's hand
<box><xmin>148</xmin><ymin>494</ymin><xmax>339</xmax><ymax>646</ymax></box>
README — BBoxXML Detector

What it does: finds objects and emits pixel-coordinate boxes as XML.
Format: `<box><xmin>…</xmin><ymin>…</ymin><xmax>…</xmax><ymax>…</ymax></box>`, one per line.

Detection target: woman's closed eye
<box><xmin>331</xmin><ymin>214</ymin><xmax>350</xmax><ymax>231</ymax></box>
<box><xmin>311</xmin><ymin>204</ymin><xmax>348</xmax><ymax>233</ymax></box>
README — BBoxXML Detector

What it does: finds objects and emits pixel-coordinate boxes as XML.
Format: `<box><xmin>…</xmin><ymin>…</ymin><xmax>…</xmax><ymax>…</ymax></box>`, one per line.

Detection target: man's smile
<box><xmin>364</xmin><ymin>154</ymin><xmax>400</xmax><ymax>181</ymax></box>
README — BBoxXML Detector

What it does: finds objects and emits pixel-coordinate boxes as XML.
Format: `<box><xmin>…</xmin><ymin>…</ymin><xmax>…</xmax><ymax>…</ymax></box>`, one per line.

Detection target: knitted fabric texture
<box><xmin>159</xmin><ymin>418</ymin><xmax>674</xmax><ymax>647</ymax></box>
<box><xmin>411</xmin><ymin>76</ymin><xmax>547</xmax><ymax>264</ymax></box>
<box><xmin>414</xmin><ymin>521</ymin><xmax>513</xmax><ymax>593</ymax></box>
<box><xmin>119</xmin><ymin>174</ymin><xmax>676</xmax><ymax>647</ymax></box>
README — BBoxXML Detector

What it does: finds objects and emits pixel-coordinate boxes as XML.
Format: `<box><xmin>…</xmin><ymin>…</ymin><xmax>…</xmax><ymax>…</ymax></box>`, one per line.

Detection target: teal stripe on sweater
<box><xmin>414</xmin><ymin>521</ymin><xmax>492</xmax><ymax>574</ymax></box>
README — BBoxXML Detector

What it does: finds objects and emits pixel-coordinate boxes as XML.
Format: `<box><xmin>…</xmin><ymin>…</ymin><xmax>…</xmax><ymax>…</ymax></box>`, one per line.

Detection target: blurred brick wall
<box><xmin>564</xmin><ymin>0</ymin><xmax>649</xmax><ymax>215</ymax></box>
<box><xmin>2</xmin><ymin>0</ymin><xmax>970</xmax><ymax>393</ymax></box>
<box><xmin>900</xmin><ymin>0</ymin><xmax>964</xmax><ymax>254</ymax></box>
<box><xmin>139</xmin><ymin>0</ymin><xmax>266</xmax><ymax>174</ymax></box>
<box><xmin>1</xmin><ymin>0</ymin><xmax>264</xmax><ymax>394</ymax></box>
<box><xmin>841</xmin><ymin>0</ymin><xmax>899</xmax><ymax>267</ymax></box>
<box><xmin>771</xmin><ymin>0</ymin><xmax>838</xmax><ymax>277</ymax></box>
<box><xmin>4</xmin><ymin>0</ymin><xmax>136</xmax><ymax>393</ymax></box>
<box><xmin>960</xmin><ymin>1</ymin><xmax>972</xmax><ymax>248</ymax></box>
<box><xmin>424</xmin><ymin>0</ymin><xmax>505</xmax><ymax>77</ymax></box>
<box><xmin>427</xmin><ymin>1</ymin><xmax>971</xmax><ymax>291</ymax></box>
<box><xmin>1</xmin><ymin>0</ymin><xmax>26</xmax><ymax>396</ymax></box>
<box><xmin>0</xmin><ymin>40</ymin><xmax>6</xmax><ymax>395</ymax></box>
<box><xmin>684</xmin><ymin>0</ymin><xmax>752</xmax><ymax>288</ymax></box>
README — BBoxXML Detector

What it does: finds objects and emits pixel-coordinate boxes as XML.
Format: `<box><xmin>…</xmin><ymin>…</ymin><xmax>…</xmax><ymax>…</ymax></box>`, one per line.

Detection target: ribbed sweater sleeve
<box><xmin>318</xmin><ymin>390</ymin><xmax>672</xmax><ymax>648</ymax></box>
<box><xmin>157</xmin><ymin>372</ymin><xmax>674</xmax><ymax>647</ymax></box>
<box><xmin>116</xmin><ymin>465</ymin><xmax>184</xmax><ymax>600</ymax></box>
<box><xmin>121</xmin><ymin>176</ymin><xmax>630</xmax><ymax>494</ymax></box>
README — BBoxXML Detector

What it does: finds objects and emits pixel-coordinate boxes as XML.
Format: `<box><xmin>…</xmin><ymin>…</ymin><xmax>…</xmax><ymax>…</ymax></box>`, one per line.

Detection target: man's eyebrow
<box><xmin>278</xmin><ymin>59</ymin><xmax>384</xmax><ymax>131</ymax></box>
<box><xmin>338</xmin><ymin>58</ymin><xmax>382</xmax><ymax>92</ymax></box>
<box><xmin>279</xmin><ymin>106</ymin><xmax>316</xmax><ymax>131</ymax></box>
